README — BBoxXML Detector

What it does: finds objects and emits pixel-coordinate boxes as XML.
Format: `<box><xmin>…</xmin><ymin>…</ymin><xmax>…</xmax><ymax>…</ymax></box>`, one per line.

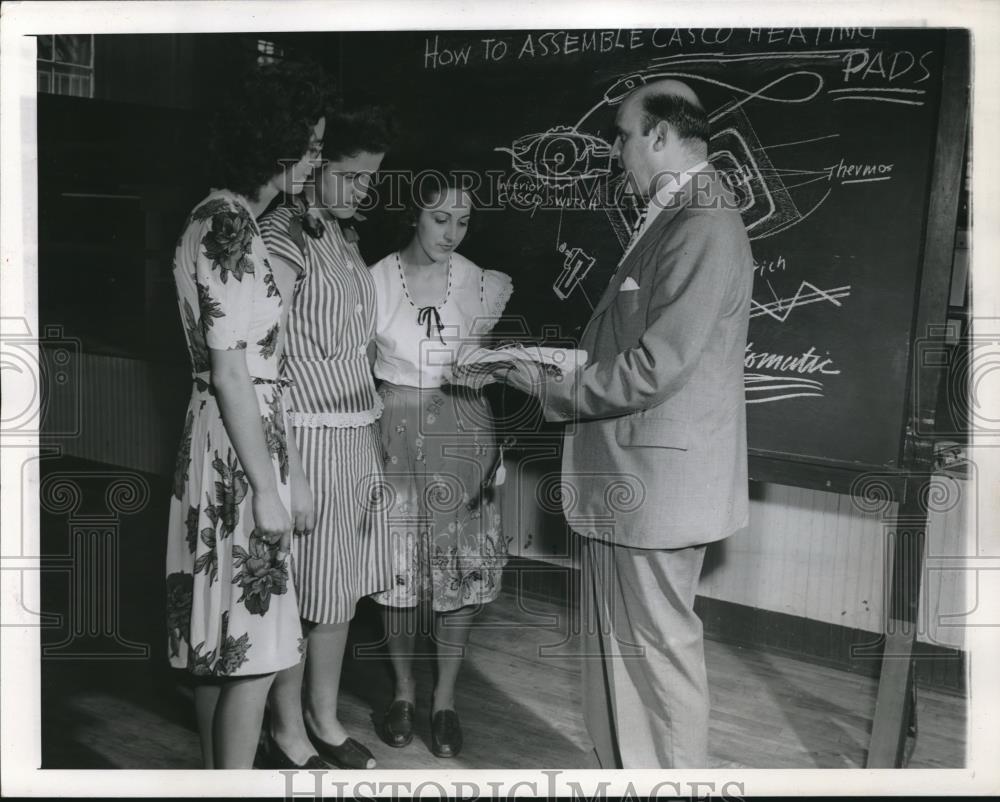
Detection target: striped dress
<box><xmin>259</xmin><ymin>205</ymin><xmax>393</xmax><ymax>624</ymax></box>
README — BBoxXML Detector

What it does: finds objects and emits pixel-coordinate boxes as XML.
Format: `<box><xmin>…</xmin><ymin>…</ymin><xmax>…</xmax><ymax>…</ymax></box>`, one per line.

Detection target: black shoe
<box><xmin>305</xmin><ymin>722</ymin><xmax>376</xmax><ymax>770</ymax></box>
<box><xmin>380</xmin><ymin>700</ymin><xmax>415</xmax><ymax>748</ymax></box>
<box><xmin>255</xmin><ymin>731</ymin><xmax>329</xmax><ymax>770</ymax></box>
<box><xmin>430</xmin><ymin>709</ymin><xmax>462</xmax><ymax>758</ymax></box>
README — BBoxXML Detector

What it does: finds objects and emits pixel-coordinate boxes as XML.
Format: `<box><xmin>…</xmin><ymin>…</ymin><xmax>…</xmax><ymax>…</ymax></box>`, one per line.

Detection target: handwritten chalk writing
<box><xmin>495</xmin><ymin>173</ymin><xmax>614</xmax><ymax>212</ymax></box>
<box><xmin>517</xmin><ymin>30</ymin><xmax>645</xmax><ymax>60</ymax></box>
<box><xmin>841</xmin><ymin>49</ymin><xmax>933</xmax><ymax>83</ymax></box>
<box><xmin>482</xmin><ymin>38</ymin><xmax>508</xmax><ymax>62</ymax></box>
<box><xmin>650</xmin><ymin>28</ymin><xmax>734</xmax><ymax>47</ymax></box>
<box><xmin>750</xmin><ymin>282</ymin><xmax>851</xmax><ymax>322</ymax></box>
<box><xmin>746</xmin><ymin>28</ymin><xmax>809</xmax><ymax>45</ymax></box>
<box><xmin>826</xmin><ymin>159</ymin><xmax>893</xmax><ymax>182</ymax></box>
<box><xmin>496</xmin><ymin>175</ymin><xmax>544</xmax><ymax>211</ymax></box>
<box><xmin>419</xmin><ymin>28</ymin><xmax>904</xmax><ymax>68</ymax></box>
<box><xmin>551</xmin><ymin>193</ymin><xmax>603</xmax><ymax>210</ymax></box>
<box><xmin>813</xmin><ymin>27</ymin><xmax>877</xmax><ymax>44</ymax></box>
<box><xmin>744</xmin><ymin>373</ymin><xmax>826</xmax><ymax>403</ymax></box>
<box><xmin>746</xmin><ymin>28</ymin><xmax>877</xmax><ymax>47</ymax></box>
<box><xmin>424</xmin><ymin>35</ymin><xmax>473</xmax><ymax>69</ymax></box>
<box><xmin>744</xmin><ymin>344</ymin><xmax>841</xmax><ymax>375</ymax></box>
<box><xmin>753</xmin><ymin>255</ymin><xmax>787</xmax><ymax>277</ymax></box>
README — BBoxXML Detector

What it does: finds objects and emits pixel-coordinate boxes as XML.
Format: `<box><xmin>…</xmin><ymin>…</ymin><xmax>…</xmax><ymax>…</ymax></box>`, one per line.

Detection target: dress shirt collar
<box><xmin>618</xmin><ymin>159</ymin><xmax>710</xmax><ymax>264</ymax></box>
<box><xmin>641</xmin><ymin>158</ymin><xmax>710</xmax><ymax>235</ymax></box>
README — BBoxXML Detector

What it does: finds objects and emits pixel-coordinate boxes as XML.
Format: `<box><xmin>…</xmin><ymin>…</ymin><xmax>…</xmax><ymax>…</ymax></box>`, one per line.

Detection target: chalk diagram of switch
<box><xmin>494</xmin><ymin>48</ymin><xmax>898</xmax><ymax>306</ymax></box>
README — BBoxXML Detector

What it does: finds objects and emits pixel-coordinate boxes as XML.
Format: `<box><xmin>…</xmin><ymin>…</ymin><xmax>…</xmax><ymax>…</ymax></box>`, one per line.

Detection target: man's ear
<box><xmin>651</xmin><ymin>120</ymin><xmax>672</xmax><ymax>152</ymax></box>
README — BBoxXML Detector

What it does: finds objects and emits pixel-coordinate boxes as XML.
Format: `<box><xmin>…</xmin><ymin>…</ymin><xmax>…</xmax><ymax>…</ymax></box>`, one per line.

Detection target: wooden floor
<box><xmin>40</xmin><ymin>591</ymin><xmax>965</xmax><ymax>770</ymax></box>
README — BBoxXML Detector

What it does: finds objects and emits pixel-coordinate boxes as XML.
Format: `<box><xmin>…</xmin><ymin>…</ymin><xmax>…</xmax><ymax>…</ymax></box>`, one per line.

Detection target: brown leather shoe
<box><xmin>380</xmin><ymin>700</ymin><xmax>415</xmax><ymax>748</ymax></box>
<box><xmin>430</xmin><ymin>709</ymin><xmax>462</xmax><ymax>758</ymax></box>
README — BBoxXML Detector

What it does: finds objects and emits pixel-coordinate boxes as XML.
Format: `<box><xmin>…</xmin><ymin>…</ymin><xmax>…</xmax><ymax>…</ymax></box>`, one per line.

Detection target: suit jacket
<box><xmin>543</xmin><ymin>169</ymin><xmax>753</xmax><ymax>549</ymax></box>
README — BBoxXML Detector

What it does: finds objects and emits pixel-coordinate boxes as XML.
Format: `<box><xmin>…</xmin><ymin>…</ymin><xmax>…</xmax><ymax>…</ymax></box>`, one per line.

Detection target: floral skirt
<box><xmin>370</xmin><ymin>382</ymin><xmax>509</xmax><ymax>612</ymax></box>
<box><xmin>165</xmin><ymin>383</ymin><xmax>303</xmax><ymax>677</ymax></box>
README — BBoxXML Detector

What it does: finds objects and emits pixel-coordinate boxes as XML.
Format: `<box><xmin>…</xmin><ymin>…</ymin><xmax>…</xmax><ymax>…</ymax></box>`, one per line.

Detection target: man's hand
<box><xmin>494</xmin><ymin>360</ymin><xmax>547</xmax><ymax>397</ymax></box>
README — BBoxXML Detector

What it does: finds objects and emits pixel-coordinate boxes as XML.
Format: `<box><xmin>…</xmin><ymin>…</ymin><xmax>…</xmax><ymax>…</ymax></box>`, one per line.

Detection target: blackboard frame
<box><xmin>744</xmin><ymin>32</ymin><xmax>971</xmax><ymax>764</ymax></box>
<box><xmin>864</xmin><ymin>30</ymin><xmax>970</xmax><ymax>768</ymax></box>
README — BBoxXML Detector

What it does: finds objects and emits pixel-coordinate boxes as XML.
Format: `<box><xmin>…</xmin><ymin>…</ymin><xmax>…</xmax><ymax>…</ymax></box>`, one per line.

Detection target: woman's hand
<box><xmin>289</xmin><ymin>465</ymin><xmax>316</xmax><ymax>539</ymax></box>
<box><xmin>284</xmin><ymin>419</ymin><xmax>314</xmax><ymax>540</ymax></box>
<box><xmin>252</xmin><ymin>487</ymin><xmax>293</xmax><ymax>557</ymax></box>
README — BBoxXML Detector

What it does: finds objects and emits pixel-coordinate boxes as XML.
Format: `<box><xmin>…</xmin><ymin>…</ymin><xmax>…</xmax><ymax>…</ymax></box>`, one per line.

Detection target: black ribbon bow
<box><xmin>293</xmin><ymin>198</ymin><xmax>360</xmax><ymax>244</ymax></box>
<box><xmin>417</xmin><ymin>306</ymin><xmax>446</xmax><ymax>344</ymax></box>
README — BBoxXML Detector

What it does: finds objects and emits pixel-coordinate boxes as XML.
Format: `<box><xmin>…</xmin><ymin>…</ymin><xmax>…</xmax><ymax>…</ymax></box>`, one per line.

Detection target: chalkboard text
<box><xmin>422</xmin><ymin>28</ymin><xmax>885</xmax><ymax>69</ymax></box>
<box><xmin>753</xmin><ymin>255</ymin><xmax>787</xmax><ymax>278</ymax></box>
<box><xmin>827</xmin><ymin>159</ymin><xmax>894</xmax><ymax>184</ymax></box>
<box><xmin>841</xmin><ymin>49</ymin><xmax>933</xmax><ymax>83</ymax></box>
<box><xmin>745</xmin><ymin>344</ymin><xmax>841</xmax><ymax>376</ymax></box>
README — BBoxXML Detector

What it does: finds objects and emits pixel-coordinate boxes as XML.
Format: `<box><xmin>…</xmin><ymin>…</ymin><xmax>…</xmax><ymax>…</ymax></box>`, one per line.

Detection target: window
<box><xmin>256</xmin><ymin>38</ymin><xmax>285</xmax><ymax>66</ymax></box>
<box><xmin>37</xmin><ymin>35</ymin><xmax>94</xmax><ymax>98</ymax></box>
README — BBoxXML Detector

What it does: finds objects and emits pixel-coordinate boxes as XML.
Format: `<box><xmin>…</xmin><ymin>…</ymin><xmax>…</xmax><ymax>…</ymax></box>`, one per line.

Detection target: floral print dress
<box><xmin>368</xmin><ymin>252</ymin><xmax>513</xmax><ymax>612</ymax></box>
<box><xmin>165</xmin><ymin>190</ymin><xmax>302</xmax><ymax>677</ymax></box>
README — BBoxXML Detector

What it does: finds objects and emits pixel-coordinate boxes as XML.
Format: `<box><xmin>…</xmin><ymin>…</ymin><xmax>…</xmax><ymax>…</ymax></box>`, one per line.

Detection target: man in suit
<box><xmin>501</xmin><ymin>79</ymin><xmax>753</xmax><ymax>768</ymax></box>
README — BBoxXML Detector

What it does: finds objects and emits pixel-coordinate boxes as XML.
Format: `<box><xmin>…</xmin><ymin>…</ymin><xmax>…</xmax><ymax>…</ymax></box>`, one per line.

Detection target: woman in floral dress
<box><xmin>165</xmin><ymin>61</ymin><xmax>328</xmax><ymax>770</ymax></box>
<box><xmin>369</xmin><ymin>174</ymin><xmax>513</xmax><ymax>759</ymax></box>
<box><xmin>258</xmin><ymin>105</ymin><xmax>396</xmax><ymax>770</ymax></box>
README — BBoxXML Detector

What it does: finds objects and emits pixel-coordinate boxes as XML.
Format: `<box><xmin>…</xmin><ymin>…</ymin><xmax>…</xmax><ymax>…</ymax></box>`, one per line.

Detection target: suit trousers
<box><xmin>581</xmin><ymin>535</ymin><xmax>709</xmax><ymax>768</ymax></box>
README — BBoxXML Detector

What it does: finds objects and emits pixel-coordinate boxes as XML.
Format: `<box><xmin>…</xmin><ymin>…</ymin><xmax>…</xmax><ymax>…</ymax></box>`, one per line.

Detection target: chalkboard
<box><xmin>342</xmin><ymin>28</ymin><xmax>964</xmax><ymax>477</ymax></box>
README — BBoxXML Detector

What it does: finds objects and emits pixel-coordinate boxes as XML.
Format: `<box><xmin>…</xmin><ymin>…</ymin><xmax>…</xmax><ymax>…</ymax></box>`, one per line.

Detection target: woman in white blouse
<box><xmin>368</xmin><ymin>173</ymin><xmax>513</xmax><ymax>758</ymax></box>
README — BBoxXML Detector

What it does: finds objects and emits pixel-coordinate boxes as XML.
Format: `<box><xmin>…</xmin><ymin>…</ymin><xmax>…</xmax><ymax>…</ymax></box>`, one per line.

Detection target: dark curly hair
<box><xmin>395</xmin><ymin>165</ymin><xmax>479</xmax><ymax>247</ymax></box>
<box><xmin>322</xmin><ymin>103</ymin><xmax>398</xmax><ymax>162</ymax></box>
<box><xmin>207</xmin><ymin>60</ymin><xmax>333</xmax><ymax>201</ymax></box>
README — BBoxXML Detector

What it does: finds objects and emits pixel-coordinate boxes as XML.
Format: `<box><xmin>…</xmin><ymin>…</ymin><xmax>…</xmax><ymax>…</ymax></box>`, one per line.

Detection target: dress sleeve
<box><xmin>476</xmin><ymin>269</ymin><xmax>513</xmax><ymax>334</ymax></box>
<box><xmin>259</xmin><ymin>208</ymin><xmax>307</xmax><ymax>277</ymax></box>
<box><xmin>194</xmin><ymin>202</ymin><xmax>258</xmax><ymax>351</ymax></box>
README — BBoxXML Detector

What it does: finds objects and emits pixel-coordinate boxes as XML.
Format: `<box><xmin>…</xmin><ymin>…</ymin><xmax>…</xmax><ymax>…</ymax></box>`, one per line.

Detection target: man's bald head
<box><xmin>612</xmin><ymin>78</ymin><xmax>710</xmax><ymax>198</ymax></box>
<box><xmin>632</xmin><ymin>79</ymin><xmax>704</xmax><ymax>110</ymax></box>
<box><xmin>621</xmin><ymin>79</ymin><xmax>709</xmax><ymax>153</ymax></box>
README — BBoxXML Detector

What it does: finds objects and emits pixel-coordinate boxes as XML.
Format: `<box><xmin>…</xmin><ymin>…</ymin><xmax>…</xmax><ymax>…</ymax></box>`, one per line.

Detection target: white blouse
<box><xmin>370</xmin><ymin>251</ymin><xmax>513</xmax><ymax>388</ymax></box>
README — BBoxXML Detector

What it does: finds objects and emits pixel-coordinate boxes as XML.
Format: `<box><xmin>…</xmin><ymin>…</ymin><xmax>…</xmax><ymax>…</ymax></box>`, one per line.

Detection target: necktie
<box><xmin>627</xmin><ymin>206</ymin><xmax>648</xmax><ymax>249</ymax></box>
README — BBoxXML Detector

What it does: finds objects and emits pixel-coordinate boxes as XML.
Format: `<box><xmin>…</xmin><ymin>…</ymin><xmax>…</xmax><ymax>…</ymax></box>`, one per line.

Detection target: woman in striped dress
<box><xmin>258</xmin><ymin>105</ymin><xmax>396</xmax><ymax>770</ymax></box>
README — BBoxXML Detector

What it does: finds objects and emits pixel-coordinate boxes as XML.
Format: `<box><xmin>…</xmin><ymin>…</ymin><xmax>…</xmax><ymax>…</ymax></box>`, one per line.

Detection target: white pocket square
<box><xmin>620</xmin><ymin>277</ymin><xmax>640</xmax><ymax>291</ymax></box>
